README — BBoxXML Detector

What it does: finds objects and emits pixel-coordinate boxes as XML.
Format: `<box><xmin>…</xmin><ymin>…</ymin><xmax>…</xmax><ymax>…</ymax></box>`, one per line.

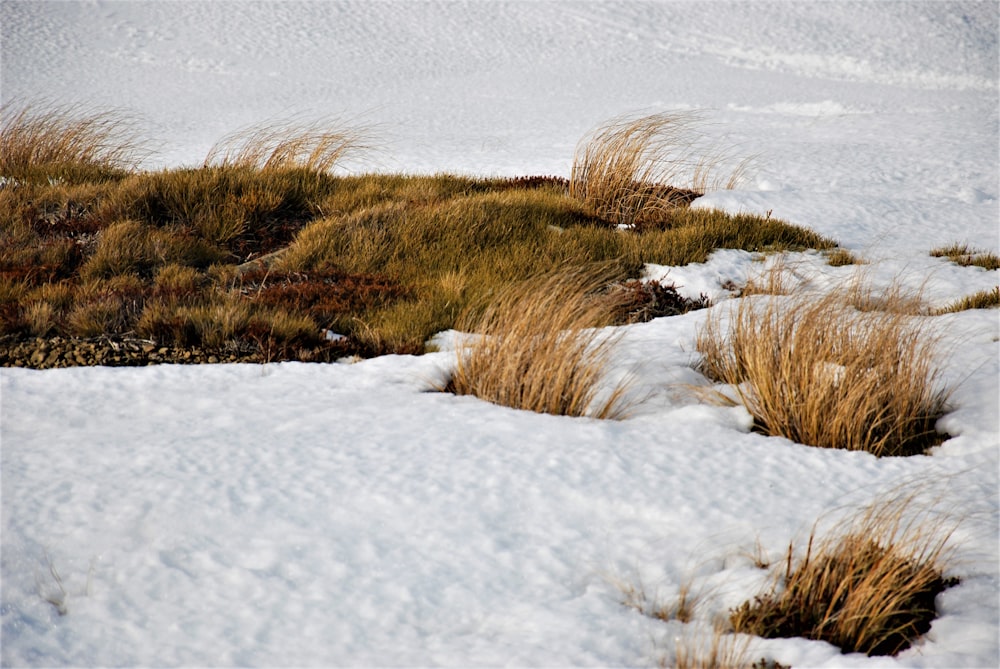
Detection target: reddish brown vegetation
<box><xmin>609</xmin><ymin>279</ymin><xmax>710</xmax><ymax>323</ymax></box>
<box><xmin>239</xmin><ymin>268</ymin><xmax>410</xmax><ymax>323</ymax></box>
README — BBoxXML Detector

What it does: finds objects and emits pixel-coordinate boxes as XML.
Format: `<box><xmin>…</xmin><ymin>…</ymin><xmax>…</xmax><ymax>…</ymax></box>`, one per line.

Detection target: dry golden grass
<box><xmin>824</xmin><ymin>248</ymin><xmax>863</xmax><ymax>267</ymax></box>
<box><xmin>844</xmin><ymin>279</ymin><xmax>926</xmax><ymax>315</ymax></box>
<box><xmin>696</xmin><ymin>287</ymin><xmax>951</xmax><ymax>456</ymax></box>
<box><xmin>79</xmin><ymin>219</ymin><xmax>222</xmax><ymax>280</ymax></box>
<box><xmin>444</xmin><ymin>268</ymin><xmax>632</xmax><ymax>419</ymax></box>
<box><xmin>618</xmin><ymin>571</ymin><xmax>704</xmax><ymax>626</ymax></box>
<box><xmin>0</xmin><ymin>103</ymin><xmax>147</xmax><ymax>182</ymax></box>
<box><xmin>203</xmin><ymin>118</ymin><xmax>372</xmax><ymax>173</ymax></box>
<box><xmin>935</xmin><ymin>286</ymin><xmax>1000</xmax><ymax>313</ymax></box>
<box><xmin>930</xmin><ymin>243</ymin><xmax>1000</xmax><ymax>271</ymax></box>
<box><xmin>671</xmin><ymin>628</ymin><xmax>763</xmax><ymax>669</ymax></box>
<box><xmin>569</xmin><ymin>112</ymin><xmax>745</xmax><ymax>227</ymax></box>
<box><xmin>736</xmin><ymin>259</ymin><xmax>793</xmax><ymax>297</ymax></box>
<box><xmin>731</xmin><ymin>492</ymin><xmax>958</xmax><ymax>656</ymax></box>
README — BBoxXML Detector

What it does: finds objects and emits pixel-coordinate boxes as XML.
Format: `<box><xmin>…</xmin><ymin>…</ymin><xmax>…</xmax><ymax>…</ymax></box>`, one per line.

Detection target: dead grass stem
<box><xmin>672</xmin><ymin>628</ymin><xmax>760</xmax><ymax>669</ymax></box>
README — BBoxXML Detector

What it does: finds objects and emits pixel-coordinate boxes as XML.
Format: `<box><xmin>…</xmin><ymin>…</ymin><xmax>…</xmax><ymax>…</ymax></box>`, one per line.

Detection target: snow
<box><xmin>2</xmin><ymin>1</ymin><xmax>998</xmax><ymax>667</ymax></box>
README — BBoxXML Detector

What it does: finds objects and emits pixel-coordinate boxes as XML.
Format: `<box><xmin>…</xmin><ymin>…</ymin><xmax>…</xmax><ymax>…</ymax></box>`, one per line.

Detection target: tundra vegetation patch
<box><xmin>1</xmin><ymin>105</ymin><xmax>837</xmax><ymax>366</ymax></box>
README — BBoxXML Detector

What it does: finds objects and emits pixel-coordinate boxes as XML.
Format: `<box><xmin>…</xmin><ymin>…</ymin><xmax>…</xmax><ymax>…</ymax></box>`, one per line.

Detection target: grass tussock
<box><xmin>731</xmin><ymin>493</ymin><xmax>958</xmax><ymax>656</ymax></box>
<box><xmin>444</xmin><ymin>268</ymin><xmax>632</xmax><ymax>419</ymax></box>
<box><xmin>824</xmin><ymin>248</ymin><xmax>863</xmax><ymax>266</ymax></box>
<box><xmin>1</xmin><ymin>103</ymin><xmax>147</xmax><ymax>183</ymax></box>
<box><xmin>930</xmin><ymin>243</ymin><xmax>1000</xmax><ymax>271</ymax></box>
<box><xmin>935</xmin><ymin>286</ymin><xmax>1000</xmax><ymax>313</ymax></box>
<box><xmin>203</xmin><ymin>118</ymin><xmax>372</xmax><ymax>173</ymax></box>
<box><xmin>696</xmin><ymin>286</ymin><xmax>951</xmax><ymax>456</ymax></box>
<box><xmin>569</xmin><ymin>112</ymin><xmax>745</xmax><ymax>228</ymax></box>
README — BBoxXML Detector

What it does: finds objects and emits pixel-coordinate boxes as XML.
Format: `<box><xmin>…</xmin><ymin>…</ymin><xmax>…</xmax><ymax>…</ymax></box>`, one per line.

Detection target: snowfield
<box><xmin>1</xmin><ymin>1</ymin><xmax>998</xmax><ymax>667</ymax></box>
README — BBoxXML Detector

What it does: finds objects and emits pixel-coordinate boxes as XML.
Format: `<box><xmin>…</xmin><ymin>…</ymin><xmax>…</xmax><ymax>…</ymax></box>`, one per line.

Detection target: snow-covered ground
<box><xmin>1</xmin><ymin>1</ymin><xmax>998</xmax><ymax>667</ymax></box>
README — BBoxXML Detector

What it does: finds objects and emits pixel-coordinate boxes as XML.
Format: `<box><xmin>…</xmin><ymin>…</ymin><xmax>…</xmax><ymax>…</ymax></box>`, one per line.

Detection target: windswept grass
<box><xmin>444</xmin><ymin>268</ymin><xmax>633</xmax><ymax>419</ymax></box>
<box><xmin>0</xmin><ymin>103</ymin><xmax>148</xmax><ymax>183</ymax></box>
<box><xmin>620</xmin><ymin>577</ymin><xmax>701</xmax><ymax>624</ymax></box>
<box><xmin>569</xmin><ymin>112</ymin><xmax>745</xmax><ymax>228</ymax></box>
<box><xmin>930</xmin><ymin>243</ymin><xmax>1000</xmax><ymax>271</ymax></box>
<box><xmin>731</xmin><ymin>492</ymin><xmax>958</xmax><ymax>656</ymax></box>
<box><xmin>696</xmin><ymin>286</ymin><xmax>952</xmax><ymax>456</ymax></box>
<box><xmin>203</xmin><ymin>118</ymin><xmax>373</xmax><ymax>173</ymax></box>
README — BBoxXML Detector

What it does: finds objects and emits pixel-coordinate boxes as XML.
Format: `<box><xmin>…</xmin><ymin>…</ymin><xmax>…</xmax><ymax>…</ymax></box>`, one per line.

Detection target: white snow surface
<box><xmin>2</xmin><ymin>1</ymin><xmax>999</xmax><ymax>667</ymax></box>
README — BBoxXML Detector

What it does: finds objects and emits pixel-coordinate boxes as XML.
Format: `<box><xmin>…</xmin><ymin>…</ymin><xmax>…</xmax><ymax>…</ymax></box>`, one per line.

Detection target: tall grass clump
<box><xmin>0</xmin><ymin>103</ymin><xmax>147</xmax><ymax>182</ymax></box>
<box><xmin>203</xmin><ymin>118</ymin><xmax>372</xmax><ymax>173</ymax></box>
<box><xmin>731</xmin><ymin>493</ymin><xmax>958</xmax><ymax>656</ymax></box>
<box><xmin>696</xmin><ymin>286</ymin><xmax>952</xmax><ymax>456</ymax></box>
<box><xmin>569</xmin><ymin>112</ymin><xmax>743</xmax><ymax>228</ymax></box>
<box><xmin>444</xmin><ymin>268</ymin><xmax>632</xmax><ymax>419</ymax></box>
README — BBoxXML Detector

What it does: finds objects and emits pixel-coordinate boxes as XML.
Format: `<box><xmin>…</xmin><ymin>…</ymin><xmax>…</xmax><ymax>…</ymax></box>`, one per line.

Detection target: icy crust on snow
<box><xmin>2</xmin><ymin>305</ymin><xmax>997</xmax><ymax>668</ymax></box>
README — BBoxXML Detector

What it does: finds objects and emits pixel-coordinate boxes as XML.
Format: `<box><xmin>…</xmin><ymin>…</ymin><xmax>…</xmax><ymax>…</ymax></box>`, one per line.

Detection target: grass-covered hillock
<box><xmin>1</xmin><ymin>105</ymin><xmax>836</xmax><ymax>365</ymax></box>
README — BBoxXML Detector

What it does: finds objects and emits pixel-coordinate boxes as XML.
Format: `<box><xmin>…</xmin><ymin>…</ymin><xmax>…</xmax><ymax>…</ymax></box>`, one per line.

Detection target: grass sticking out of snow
<box><xmin>568</xmin><ymin>112</ymin><xmax>744</xmax><ymax>228</ymax></box>
<box><xmin>672</xmin><ymin>627</ymin><xmax>785</xmax><ymax>669</ymax></box>
<box><xmin>443</xmin><ymin>268</ymin><xmax>633</xmax><ymax>419</ymax></box>
<box><xmin>935</xmin><ymin>286</ymin><xmax>1000</xmax><ymax>313</ymax></box>
<box><xmin>696</xmin><ymin>285</ymin><xmax>952</xmax><ymax>456</ymax></box>
<box><xmin>930</xmin><ymin>243</ymin><xmax>1000</xmax><ymax>271</ymax></box>
<box><xmin>824</xmin><ymin>248</ymin><xmax>863</xmax><ymax>266</ymax></box>
<box><xmin>730</xmin><ymin>492</ymin><xmax>958</xmax><ymax>657</ymax></box>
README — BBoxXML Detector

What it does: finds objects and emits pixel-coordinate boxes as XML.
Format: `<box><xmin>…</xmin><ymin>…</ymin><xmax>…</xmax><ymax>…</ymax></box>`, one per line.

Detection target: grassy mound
<box><xmin>2</xmin><ymin>104</ymin><xmax>837</xmax><ymax>364</ymax></box>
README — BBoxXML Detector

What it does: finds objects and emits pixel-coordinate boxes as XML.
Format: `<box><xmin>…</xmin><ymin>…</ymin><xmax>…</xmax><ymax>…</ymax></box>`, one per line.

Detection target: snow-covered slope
<box><xmin>2</xmin><ymin>2</ymin><xmax>998</xmax><ymax>667</ymax></box>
